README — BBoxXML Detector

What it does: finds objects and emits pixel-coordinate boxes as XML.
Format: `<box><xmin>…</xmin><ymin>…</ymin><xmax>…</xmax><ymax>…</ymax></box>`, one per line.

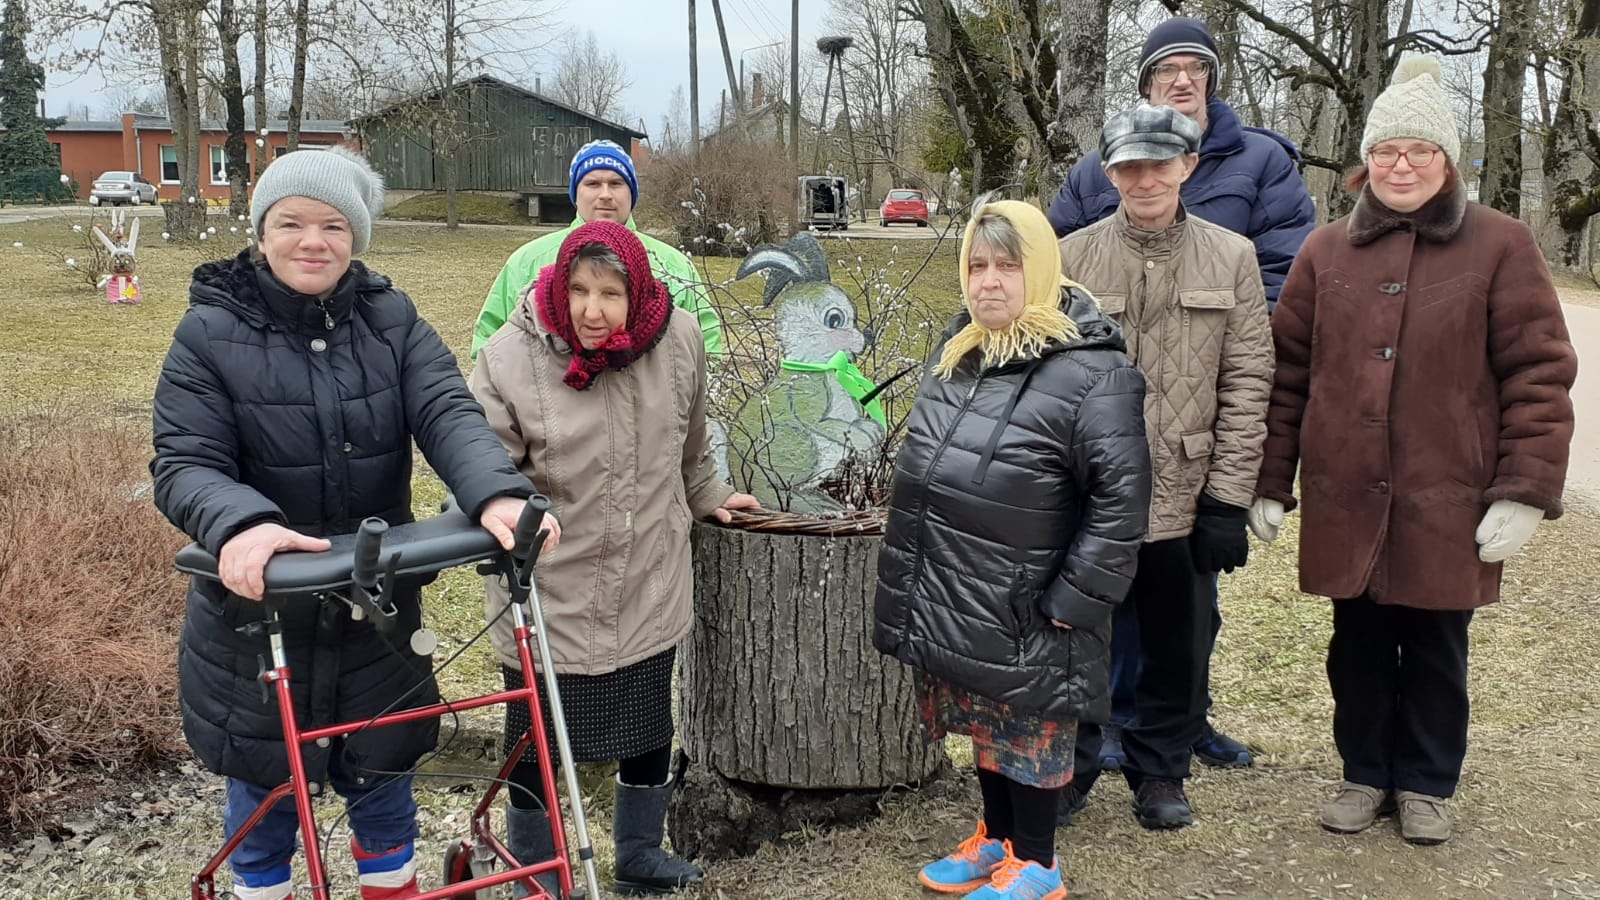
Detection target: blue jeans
<box><xmin>1109</xmin><ymin>573</ymin><xmax>1222</xmax><ymax>726</ymax></box>
<box><xmin>224</xmin><ymin>772</ymin><xmax>418</xmax><ymax>884</ymax></box>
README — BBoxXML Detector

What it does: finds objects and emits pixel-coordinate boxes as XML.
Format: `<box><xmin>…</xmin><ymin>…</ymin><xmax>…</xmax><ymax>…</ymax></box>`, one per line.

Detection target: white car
<box><xmin>90</xmin><ymin>171</ymin><xmax>159</xmax><ymax>206</ymax></box>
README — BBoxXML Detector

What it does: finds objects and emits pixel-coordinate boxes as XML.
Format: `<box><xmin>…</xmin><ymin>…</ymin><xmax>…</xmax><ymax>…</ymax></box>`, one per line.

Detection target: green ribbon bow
<box><xmin>779</xmin><ymin>351</ymin><xmax>887</xmax><ymax>428</ymax></box>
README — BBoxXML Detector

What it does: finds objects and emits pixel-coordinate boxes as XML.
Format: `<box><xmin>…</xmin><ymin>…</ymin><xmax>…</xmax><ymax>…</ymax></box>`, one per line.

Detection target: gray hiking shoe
<box><xmin>1396</xmin><ymin>790</ymin><xmax>1451</xmax><ymax>845</ymax></box>
<box><xmin>1320</xmin><ymin>782</ymin><xmax>1395</xmax><ymax>834</ymax></box>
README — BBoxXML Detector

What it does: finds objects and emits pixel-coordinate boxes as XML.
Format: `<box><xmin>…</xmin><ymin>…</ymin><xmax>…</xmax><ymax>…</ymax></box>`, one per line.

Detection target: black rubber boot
<box><xmin>611</xmin><ymin>776</ymin><xmax>704</xmax><ymax>895</ymax></box>
<box><xmin>506</xmin><ymin>804</ymin><xmax>564</xmax><ymax>899</ymax></box>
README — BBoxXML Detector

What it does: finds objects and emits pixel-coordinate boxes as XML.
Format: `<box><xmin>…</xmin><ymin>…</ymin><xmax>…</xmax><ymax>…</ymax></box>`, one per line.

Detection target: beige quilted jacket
<box><xmin>1060</xmin><ymin>207</ymin><xmax>1274</xmax><ymax>540</ymax></box>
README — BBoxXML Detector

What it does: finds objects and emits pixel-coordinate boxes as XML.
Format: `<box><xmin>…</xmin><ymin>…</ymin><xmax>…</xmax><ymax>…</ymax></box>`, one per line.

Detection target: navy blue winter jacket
<box><xmin>1047</xmin><ymin>98</ymin><xmax>1315</xmax><ymax>305</ymax></box>
<box><xmin>152</xmin><ymin>250</ymin><xmax>532</xmax><ymax>787</ymax></box>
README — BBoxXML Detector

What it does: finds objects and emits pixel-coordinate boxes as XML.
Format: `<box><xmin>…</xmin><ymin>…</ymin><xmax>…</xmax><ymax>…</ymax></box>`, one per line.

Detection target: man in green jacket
<box><xmin>471</xmin><ymin>139</ymin><xmax>724</xmax><ymax>360</ymax></box>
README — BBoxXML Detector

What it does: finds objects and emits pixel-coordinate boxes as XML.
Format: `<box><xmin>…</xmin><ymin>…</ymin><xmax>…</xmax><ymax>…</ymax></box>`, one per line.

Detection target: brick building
<box><xmin>29</xmin><ymin>113</ymin><xmax>352</xmax><ymax>202</ymax></box>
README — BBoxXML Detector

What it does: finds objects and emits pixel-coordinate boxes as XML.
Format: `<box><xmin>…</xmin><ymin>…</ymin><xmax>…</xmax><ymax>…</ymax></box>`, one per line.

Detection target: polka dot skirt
<box><xmin>502</xmin><ymin>648</ymin><xmax>675</xmax><ymax>762</ymax></box>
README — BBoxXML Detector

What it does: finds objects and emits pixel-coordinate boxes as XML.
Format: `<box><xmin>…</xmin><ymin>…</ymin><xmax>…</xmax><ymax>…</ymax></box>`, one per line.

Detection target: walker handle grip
<box><xmin>352</xmin><ymin>517</ymin><xmax>388</xmax><ymax>591</ymax></box>
<box><xmin>512</xmin><ymin>495</ymin><xmax>553</xmax><ymax>566</ymax></box>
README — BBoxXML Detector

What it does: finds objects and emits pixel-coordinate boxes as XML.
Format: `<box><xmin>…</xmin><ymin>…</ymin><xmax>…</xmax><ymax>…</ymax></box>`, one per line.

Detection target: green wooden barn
<box><xmin>352</xmin><ymin>75</ymin><xmax>647</xmax><ymax>223</ymax></box>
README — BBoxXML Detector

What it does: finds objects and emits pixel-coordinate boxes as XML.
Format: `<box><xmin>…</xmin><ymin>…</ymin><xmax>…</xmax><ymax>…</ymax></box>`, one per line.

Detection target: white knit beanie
<box><xmin>1360</xmin><ymin>55</ymin><xmax>1461</xmax><ymax>166</ymax></box>
<box><xmin>251</xmin><ymin>145</ymin><xmax>386</xmax><ymax>254</ymax></box>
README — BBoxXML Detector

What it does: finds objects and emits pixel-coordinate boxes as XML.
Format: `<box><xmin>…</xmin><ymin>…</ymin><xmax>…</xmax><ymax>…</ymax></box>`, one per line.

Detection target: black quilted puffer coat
<box><xmin>151</xmin><ymin>249</ymin><xmax>532</xmax><ymax>787</ymax></box>
<box><xmin>873</xmin><ymin>288</ymin><xmax>1152</xmax><ymax>723</ymax></box>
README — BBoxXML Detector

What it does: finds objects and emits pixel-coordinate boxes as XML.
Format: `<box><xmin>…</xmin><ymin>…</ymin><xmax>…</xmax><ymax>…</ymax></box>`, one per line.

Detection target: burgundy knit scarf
<box><xmin>534</xmin><ymin>219</ymin><xmax>673</xmax><ymax>391</ymax></box>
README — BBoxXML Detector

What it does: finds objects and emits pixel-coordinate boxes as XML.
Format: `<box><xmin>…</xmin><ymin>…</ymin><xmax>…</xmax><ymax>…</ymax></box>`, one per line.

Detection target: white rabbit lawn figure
<box><xmin>94</xmin><ymin>208</ymin><xmax>141</xmax><ymax>305</ymax></box>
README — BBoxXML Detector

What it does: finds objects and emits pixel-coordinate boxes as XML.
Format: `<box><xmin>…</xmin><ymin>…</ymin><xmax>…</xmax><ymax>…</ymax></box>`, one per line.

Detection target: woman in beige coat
<box><xmin>471</xmin><ymin>219</ymin><xmax>757</xmax><ymax>896</ymax></box>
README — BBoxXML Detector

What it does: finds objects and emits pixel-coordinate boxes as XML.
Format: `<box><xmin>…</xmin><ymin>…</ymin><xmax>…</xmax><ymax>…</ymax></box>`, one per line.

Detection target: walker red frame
<box><xmin>182</xmin><ymin>502</ymin><xmax>595</xmax><ymax>900</ymax></box>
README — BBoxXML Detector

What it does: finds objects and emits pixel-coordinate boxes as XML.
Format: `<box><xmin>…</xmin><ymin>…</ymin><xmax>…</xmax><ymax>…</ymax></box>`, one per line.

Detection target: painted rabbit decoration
<box><xmin>94</xmin><ymin>208</ymin><xmax>141</xmax><ymax>305</ymax></box>
<box><xmin>716</xmin><ymin>232</ymin><xmax>886</xmax><ymax>513</ymax></box>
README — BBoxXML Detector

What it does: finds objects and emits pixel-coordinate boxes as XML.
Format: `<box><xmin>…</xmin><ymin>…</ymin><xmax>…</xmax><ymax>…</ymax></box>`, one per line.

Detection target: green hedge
<box><xmin>0</xmin><ymin>168</ymin><xmax>76</xmax><ymax>204</ymax></box>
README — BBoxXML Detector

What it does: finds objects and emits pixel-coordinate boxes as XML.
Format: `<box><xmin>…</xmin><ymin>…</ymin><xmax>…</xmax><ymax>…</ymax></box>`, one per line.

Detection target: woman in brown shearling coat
<box><xmin>1251</xmin><ymin>57</ymin><xmax>1577</xmax><ymax>846</ymax></box>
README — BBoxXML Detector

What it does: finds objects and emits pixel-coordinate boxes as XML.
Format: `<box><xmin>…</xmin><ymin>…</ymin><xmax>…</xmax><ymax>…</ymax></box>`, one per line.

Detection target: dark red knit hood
<box><xmin>534</xmin><ymin>219</ymin><xmax>672</xmax><ymax>390</ymax></box>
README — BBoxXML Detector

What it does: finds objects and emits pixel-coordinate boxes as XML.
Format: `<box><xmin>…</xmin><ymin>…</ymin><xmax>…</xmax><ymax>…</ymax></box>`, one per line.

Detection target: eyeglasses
<box><xmin>1151</xmin><ymin>61</ymin><xmax>1212</xmax><ymax>84</ymax></box>
<box><xmin>1368</xmin><ymin>146</ymin><xmax>1439</xmax><ymax>168</ymax></box>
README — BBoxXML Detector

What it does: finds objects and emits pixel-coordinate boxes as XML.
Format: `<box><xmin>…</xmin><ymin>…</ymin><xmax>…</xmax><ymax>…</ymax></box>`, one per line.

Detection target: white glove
<box><xmin>1475</xmin><ymin>499</ymin><xmax>1544</xmax><ymax>563</ymax></box>
<box><xmin>1248</xmin><ymin>497</ymin><xmax>1286</xmax><ymax>543</ymax></box>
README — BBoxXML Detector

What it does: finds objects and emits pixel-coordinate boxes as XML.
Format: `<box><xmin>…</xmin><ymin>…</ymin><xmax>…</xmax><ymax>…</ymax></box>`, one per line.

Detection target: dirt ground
<box><xmin>0</xmin><ymin>225</ymin><xmax>1595</xmax><ymax>899</ymax></box>
<box><xmin>2</xmin><ymin>510</ymin><xmax>1596</xmax><ymax>900</ymax></box>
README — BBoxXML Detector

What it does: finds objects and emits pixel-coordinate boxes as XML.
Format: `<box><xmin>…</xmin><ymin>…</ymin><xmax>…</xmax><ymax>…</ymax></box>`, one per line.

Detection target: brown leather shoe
<box><xmin>1320</xmin><ymin>782</ymin><xmax>1395</xmax><ymax>834</ymax></box>
<box><xmin>1396</xmin><ymin>790</ymin><xmax>1451</xmax><ymax>845</ymax></box>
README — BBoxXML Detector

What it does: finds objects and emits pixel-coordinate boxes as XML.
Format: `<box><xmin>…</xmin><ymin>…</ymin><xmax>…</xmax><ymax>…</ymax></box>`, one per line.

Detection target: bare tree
<box><xmin>1538</xmin><ymin>0</ymin><xmax>1600</xmax><ymax>266</ymax></box>
<box><xmin>827</xmin><ymin>0</ymin><xmax>926</xmax><ymax>205</ymax></box>
<box><xmin>1481</xmin><ymin>0</ymin><xmax>1533</xmax><ymax>215</ymax></box>
<box><xmin>97</xmin><ymin>84</ymin><xmax>168</xmax><ymax>118</ymax></box>
<box><xmin>908</xmin><ymin>0</ymin><xmax>1109</xmax><ymax>198</ymax></box>
<box><xmin>327</xmin><ymin>0</ymin><xmax>552</xmax><ymax>227</ymax></box>
<box><xmin>215</xmin><ymin>0</ymin><xmax>249</xmax><ymax>218</ymax></box>
<box><xmin>550</xmin><ymin>29</ymin><xmax>631</xmax><ymax>119</ymax></box>
<box><xmin>285</xmin><ymin>0</ymin><xmax>310</xmax><ymax>149</ymax></box>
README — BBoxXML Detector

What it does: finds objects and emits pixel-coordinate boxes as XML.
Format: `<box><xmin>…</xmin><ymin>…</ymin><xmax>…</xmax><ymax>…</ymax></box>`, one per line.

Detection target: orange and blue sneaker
<box><xmin>917</xmin><ymin>821</ymin><xmax>1007</xmax><ymax>893</ymax></box>
<box><xmin>966</xmin><ymin>841</ymin><xmax>1067</xmax><ymax>900</ymax></box>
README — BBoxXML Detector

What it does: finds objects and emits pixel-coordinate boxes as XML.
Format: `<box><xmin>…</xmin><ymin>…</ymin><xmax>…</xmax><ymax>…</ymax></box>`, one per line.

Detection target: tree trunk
<box><xmin>670</xmin><ymin>521</ymin><xmax>946</xmax><ymax>859</ymax></box>
<box><xmin>217</xmin><ymin>0</ymin><xmax>250</xmax><ymax>220</ymax></box>
<box><xmin>444</xmin><ymin>0</ymin><xmax>459</xmax><ymax>230</ymax></box>
<box><xmin>153</xmin><ymin>0</ymin><xmax>206</xmax><ymax>238</ymax></box>
<box><xmin>918</xmin><ymin>0</ymin><xmax>1017</xmax><ymax>193</ymax></box>
<box><xmin>1538</xmin><ymin>0</ymin><xmax>1600</xmax><ymax>268</ymax></box>
<box><xmin>286</xmin><ymin>0</ymin><xmax>309</xmax><ymax>151</ymax></box>
<box><xmin>1481</xmin><ymin>0</ymin><xmax>1533</xmax><ymax>217</ymax></box>
<box><xmin>253</xmin><ymin>0</ymin><xmax>268</xmax><ymax>178</ymax></box>
<box><xmin>1045</xmin><ymin>0</ymin><xmax>1109</xmax><ymax>197</ymax></box>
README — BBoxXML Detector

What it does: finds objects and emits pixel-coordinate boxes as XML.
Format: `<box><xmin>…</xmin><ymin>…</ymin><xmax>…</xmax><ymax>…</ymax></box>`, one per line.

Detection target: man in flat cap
<box><xmin>1051</xmin><ymin>16</ymin><xmax>1313</xmax><ymax>779</ymax></box>
<box><xmin>1056</xmin><ymin>103</ymin><xmax>1274</xmax><ymax>830</ymax></box>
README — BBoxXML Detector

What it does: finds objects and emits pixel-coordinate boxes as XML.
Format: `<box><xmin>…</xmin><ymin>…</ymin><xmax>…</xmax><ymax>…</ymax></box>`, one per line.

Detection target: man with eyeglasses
<box><xmin>1049</xmin><ymin>16</ymin><xmax>1314</xmax><ymax>795</ymax></box>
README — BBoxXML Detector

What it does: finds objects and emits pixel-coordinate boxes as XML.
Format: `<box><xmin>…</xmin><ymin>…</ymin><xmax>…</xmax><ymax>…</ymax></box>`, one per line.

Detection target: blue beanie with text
<box><xmin>568</xmin><ymin>140</ymin><xmax>639</xmax><ymax>205</ymax></box>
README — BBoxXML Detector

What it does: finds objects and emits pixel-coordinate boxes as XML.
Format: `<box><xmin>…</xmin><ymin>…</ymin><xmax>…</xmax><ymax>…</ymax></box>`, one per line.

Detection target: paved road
<box><xmin>1562</xmin><ymin>302</ymin><xmax>1599</xmax><ymax>507</ymax></box>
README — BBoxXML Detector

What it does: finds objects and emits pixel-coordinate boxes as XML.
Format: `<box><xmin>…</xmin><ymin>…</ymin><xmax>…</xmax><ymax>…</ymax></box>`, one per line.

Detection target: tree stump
<box><xmin>669</xmin><ymin>521</ymin><xmax>946</xmax><ymax>860</ymax></box>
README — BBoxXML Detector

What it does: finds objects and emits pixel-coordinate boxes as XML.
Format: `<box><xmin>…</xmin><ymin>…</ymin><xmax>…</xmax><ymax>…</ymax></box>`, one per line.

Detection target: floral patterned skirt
<box><xmin>919</xmin><ymin>673</ymin><xmax>1079</xmax><ymax>789</ymax></box>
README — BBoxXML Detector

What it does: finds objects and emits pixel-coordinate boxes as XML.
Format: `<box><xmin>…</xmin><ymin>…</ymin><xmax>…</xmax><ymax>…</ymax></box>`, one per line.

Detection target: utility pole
<box><xmin>709</xmin><ymin>0</ymin><xmax>743</xmax><ymax>122</ymax></box>
<box><xmin>689</xmin><ymin>0</ymin><xmax>700</xmax><ymax>152</ymax></box>
<box><xmin>789</xmin><ymin>0</ymin><xmax>799</xmax><ymax>166</ymax></box>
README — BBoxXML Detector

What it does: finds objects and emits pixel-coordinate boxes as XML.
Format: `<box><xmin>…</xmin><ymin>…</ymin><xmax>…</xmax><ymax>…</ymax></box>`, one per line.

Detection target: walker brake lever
<box><xmin>349</xmin><ymin>518</ymin><xmax>401</xmax><ymax>634</ymax></box>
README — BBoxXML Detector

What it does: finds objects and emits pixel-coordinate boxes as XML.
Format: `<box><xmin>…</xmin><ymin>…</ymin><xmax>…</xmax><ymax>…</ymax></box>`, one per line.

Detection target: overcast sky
<box><xmin>39</xmin><ymin>0</ymin><xmax>831</xmax><ymax>137</ymax></box>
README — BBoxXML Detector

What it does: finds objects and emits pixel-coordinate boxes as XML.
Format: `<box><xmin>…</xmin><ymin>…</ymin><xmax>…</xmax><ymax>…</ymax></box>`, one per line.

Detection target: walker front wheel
<box><xmin>440</xmin><ymin>840</ymin><xmax>481</xmax><ymax>898</ymax></box>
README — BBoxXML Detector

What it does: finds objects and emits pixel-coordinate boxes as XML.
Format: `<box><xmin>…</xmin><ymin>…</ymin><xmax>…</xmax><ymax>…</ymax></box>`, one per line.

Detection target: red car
<box><xmin>880</xmin><ymin>188</ymin><xmax>930</xmax><ymax>227</ymax></box>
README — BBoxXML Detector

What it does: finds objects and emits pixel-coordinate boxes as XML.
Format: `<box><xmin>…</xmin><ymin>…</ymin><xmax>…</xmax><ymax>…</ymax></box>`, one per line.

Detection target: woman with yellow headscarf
<box><xmin>874</xmin><ymin>197</ymin><xmax>1152</xmax><ymax>899</ymax></box>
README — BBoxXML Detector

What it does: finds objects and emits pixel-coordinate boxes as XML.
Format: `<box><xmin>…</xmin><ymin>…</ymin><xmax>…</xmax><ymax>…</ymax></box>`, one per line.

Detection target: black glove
<box><xmin>1190</xmin><ymin>494</ymin><xmax>1250</xmax><ymax>574</ymax></box>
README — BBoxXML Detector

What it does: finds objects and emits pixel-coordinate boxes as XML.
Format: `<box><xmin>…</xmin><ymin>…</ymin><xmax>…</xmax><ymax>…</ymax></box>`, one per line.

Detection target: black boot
<box><xmin>1132</xmin><ymin>778</ymin><xmax>1194</xmax><ymax>830</ymax></box>
<box><xmin>612</xmin><ymin>775</ymin><xmax>704</xmax><ymax>895</ymax></box>
<box><xmin>506</xmin><ymin>804</ymin><xmax>564</xmax><ymax>899</ymax></box>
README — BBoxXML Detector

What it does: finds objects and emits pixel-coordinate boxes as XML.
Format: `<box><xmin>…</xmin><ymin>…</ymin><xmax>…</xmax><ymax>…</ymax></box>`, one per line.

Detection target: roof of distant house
<box><xmin>349</xmin><ymin>74</ymin><xmax>647</xmax><ymax>139</ymax></box>
<box><xmin>9</xmin><ymin>115</ymin><xmax>349</xmax><ymax>135</ymax></box>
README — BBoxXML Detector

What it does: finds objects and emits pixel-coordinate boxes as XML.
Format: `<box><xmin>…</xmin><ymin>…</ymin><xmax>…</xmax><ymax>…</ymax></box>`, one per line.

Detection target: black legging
<box><xmin>507</xmin><ymin>743</ymin><xmax>672</xmax><ymax>810</ymax></box>
<box><xmin>976</xmin><ymin>767</ymin><xmax>1061</xmax><ymax>866</ymax></box>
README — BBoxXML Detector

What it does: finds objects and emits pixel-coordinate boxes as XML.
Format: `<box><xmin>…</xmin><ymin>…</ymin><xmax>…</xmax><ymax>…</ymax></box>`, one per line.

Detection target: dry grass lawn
<box><xmin>0</xmin><ymin>210</ymin><xmax>1596</xmax><ymax>899</ymax></box>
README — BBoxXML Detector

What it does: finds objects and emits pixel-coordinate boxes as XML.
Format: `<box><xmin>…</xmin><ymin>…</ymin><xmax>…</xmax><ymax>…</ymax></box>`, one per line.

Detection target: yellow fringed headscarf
<box><xmin>933</xmin><ymin>200</ymin><xmax>1085</xmax><ymax>379</ymax></box>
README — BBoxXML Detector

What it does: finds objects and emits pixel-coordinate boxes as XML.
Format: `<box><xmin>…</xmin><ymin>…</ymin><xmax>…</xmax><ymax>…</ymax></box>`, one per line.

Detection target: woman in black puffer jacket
<box><xmin>151</xmin><ymin>146</ymin><xmax>546</xmax><ymax>900</ymax></box>
<box><xmin>874</xmin><ymin>198</ymin><xmax>1151</xmax><ymax>899</ymax></box>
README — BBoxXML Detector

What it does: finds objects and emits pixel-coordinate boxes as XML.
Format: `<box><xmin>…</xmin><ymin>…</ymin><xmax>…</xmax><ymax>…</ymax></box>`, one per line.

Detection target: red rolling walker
<box><xmin>175</xmin><ymin>496</ymin><xmax>603</xmax><ymax>899</ymax></box>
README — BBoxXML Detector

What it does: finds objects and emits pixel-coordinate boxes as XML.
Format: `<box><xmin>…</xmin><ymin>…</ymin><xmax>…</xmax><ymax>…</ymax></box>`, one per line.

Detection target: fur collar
<box><xmin>1348</xmin><ymin>177</ymin><xmax>1468</xmax><ymax>246</ymax></box>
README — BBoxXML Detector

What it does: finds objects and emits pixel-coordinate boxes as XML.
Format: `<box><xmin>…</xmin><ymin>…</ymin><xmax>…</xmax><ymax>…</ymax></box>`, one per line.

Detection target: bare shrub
<box><xmin>638</xmin><ymin>137</ymin><xmax>796</xmax><ymax>255</ymax></box>
<box><xmin>0</xmin><ymin>407</ymin><xmax>189</xmax><ymax>832</ymax></box>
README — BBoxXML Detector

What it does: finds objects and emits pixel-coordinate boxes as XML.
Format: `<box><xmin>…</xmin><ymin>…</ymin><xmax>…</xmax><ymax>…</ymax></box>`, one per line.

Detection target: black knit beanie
<box><xmin>1137</xmin><ymin>17</ymin><xmax>1221</xmax><ymax>99</ymax></box>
